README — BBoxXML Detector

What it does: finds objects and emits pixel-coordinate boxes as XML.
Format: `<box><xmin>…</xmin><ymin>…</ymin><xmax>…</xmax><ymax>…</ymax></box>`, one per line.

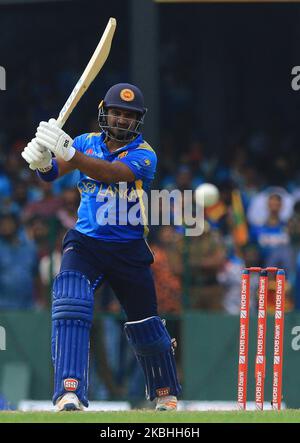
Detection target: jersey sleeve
<box><xmin>73</xmin><ymin>133</ymin><xmax>89</xmax><ymax>153</ymax></box>
<box><xmin>116</xmin><ymin>148</ymin><xmax>157</xmax><ymax>180</ymax></box>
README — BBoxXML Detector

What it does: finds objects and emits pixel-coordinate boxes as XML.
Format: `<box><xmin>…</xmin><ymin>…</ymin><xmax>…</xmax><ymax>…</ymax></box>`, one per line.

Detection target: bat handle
<box><xmin>55</xmin><ymin>116</ymin><xmax>64</xmax><ymax>129</ymax></box>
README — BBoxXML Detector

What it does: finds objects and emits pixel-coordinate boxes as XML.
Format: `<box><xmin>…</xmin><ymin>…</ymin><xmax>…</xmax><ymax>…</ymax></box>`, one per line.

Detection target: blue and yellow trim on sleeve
<box><xmin>86</xmin><ymin>132</ymin><xmax>101</xmax><ymax>140</ymax></box>
<box><xmin>136</xmin><ymin>142</ymin><xmax>156</xmax><ymax>153</ymax></box>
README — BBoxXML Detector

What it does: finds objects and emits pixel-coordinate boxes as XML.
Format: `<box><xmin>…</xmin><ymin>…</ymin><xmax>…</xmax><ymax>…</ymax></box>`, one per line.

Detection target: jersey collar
<box><xmin>99</xmin><ymin>133</ymin><xmax>143</xmax><ymax>157</ymax></box>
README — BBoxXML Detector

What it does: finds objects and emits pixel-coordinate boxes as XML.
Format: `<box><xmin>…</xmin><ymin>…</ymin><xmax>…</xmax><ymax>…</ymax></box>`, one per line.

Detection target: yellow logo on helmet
<box><xmin>120</xmin><ymin>89</ymin><xmax>135</xmax><ymax>102</ymax></box>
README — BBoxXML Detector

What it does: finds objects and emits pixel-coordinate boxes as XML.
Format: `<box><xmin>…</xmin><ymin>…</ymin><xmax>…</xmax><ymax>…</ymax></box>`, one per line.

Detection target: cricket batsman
<box><xmin>21</xmin><ymin>83</ymin><xmax>181</xmax><ymax>411</ymax></box>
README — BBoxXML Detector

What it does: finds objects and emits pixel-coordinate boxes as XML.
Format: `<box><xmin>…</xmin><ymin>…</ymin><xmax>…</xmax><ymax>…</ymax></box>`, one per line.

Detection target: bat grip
<box><xmin>55</xmin><ymin>117</ymin><xmax>64</xmax><ymax>129</ymax></box>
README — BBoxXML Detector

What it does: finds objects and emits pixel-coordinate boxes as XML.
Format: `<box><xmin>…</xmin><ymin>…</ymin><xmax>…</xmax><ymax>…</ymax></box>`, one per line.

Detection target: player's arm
<box><xmin>34</xmin><ymin>153</ymin><xmax>133</xmax><ymax>183</ymax></box>
<box><xmin>68</xmin><ymin>151</ymin><xmax>135</xmax><ymax>183</ymax></box>
<box><xmin>56</xmin><ymin>157</ymin><xmax>77</xmax><ymax>178</ymax></box>
<box><xmin>20</xmin><ymin>130</ymin><xmax>134</xmax><ymax>183</ymax></box>
<box><xmin>34</xmin><ymin>118</ymin><xmax>136</xmax><ymax>183</ymax></box>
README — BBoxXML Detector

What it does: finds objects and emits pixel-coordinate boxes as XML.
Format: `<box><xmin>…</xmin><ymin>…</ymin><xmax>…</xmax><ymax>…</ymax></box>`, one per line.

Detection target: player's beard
<box><xmin>108</xmin><ymin>122</ymin><xmax>136</xmax><ymax>142</ymax></box>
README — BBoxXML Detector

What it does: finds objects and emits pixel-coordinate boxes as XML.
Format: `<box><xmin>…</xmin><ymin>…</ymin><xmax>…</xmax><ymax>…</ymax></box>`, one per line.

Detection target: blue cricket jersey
<box><xmin>72</xmin><ymin>132</ymin><xmax>157</xmax><ymax>242</ymax></box>
<box><xmin>250</xmin><ymin>222</ymin><xmax>290</xmax><ymax>261</ymax></box>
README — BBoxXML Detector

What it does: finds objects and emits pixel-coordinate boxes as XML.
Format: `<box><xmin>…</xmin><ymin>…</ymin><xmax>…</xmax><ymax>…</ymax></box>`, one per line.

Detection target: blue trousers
<box><xmin>60</xmin><ymin>229</ymin><xmax>158</xmax><ymax>321</ymax></box>
<box><xmin>52</xmin><ymin>230</ymin><xmax>181</xmax><ymax>406</ymax></box>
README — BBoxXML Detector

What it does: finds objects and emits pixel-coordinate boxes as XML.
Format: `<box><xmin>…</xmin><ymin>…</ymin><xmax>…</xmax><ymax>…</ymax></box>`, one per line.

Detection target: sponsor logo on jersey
<box><xmin>64</xmin><ymin>378</ymin><xmax>78</xmax><ymax>392</ymax></box>
<box><xmin>118</xmin><ymin>151</ymin><xmax>128</xmax><ymax>159</ymax></box>
<box><xmin>144</xmin><ymin>159</ymin><xmax>151</xmax><ymax>166</ymax></box>
<box><xmin>86</xmin><ymin>148</ymin><xmax>94</xmax><ymax>155</ymax></box>
<box><xmin>120</xmin><ymin>88</ymin><xmax>135</xmax><ymax>102</ymax></box>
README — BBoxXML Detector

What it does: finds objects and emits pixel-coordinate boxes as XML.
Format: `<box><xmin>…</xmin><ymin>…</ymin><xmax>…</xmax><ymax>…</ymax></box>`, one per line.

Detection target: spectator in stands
<box><xmin>161</xmin><ymin>164</ymin><xmax>194</xmax><ymax>192</ymax></box>
<box><xmin>217</xmin><ymin>249</ymin><xmax>245</xmax><ymax>315</ymax></box>
<box><xmin>11</xmin><ymin>180</ymin><xmax>29</xmax><ymax>214</ymax></box>
<box><xmin>24</xmin><ymin>215</ymin><xmax>66</xmax><ymax>304</ymax></box>
<box><xmin>4</xmin><ymin>151</ymin><xmax>24</xmax><ymax>183</ymax></box>
<box><xmin>247</xmin><ymin>186</ymin><xmax>294</xmax><ymax>227</ymax></box>
<box><xmin>56</xmin><ymin>188</ymin><xmax>80</xmax><ymax>229</ymax></box>
<box><xmin>25</xmin><ymin>215</ymin><xmax>56</xmax><ymax>256</ymax></box>
<box><xmin>0</xmin><ymin>212</ymin><xmax>46</xmax><ymax>309</ymax></box>
<box><xmin>288</xmin><ymin>200</ymin><xmax>300</xmax><ymax>251</ymax></box>
<box><xmin>250</xmin><ymin>193</ymin><xmax>293</xmax><ymax>272</ymax></box>
<box><xmin>150</xmin><ymin>225</ymin><xmax>182</xmax><ymax>314</ymax></box>
<box><xmin>187</xmin><ymin>221</ymin><xmax>226</xmax><ymax>310</ymax></box>
<box><xmin>288</xmin><ymin>201</ymin><xmax>300</xmax><ymax>311</ymax></box>
<box><xmin>0</xmin><ymin>169</ymin><xmax>11</xmax><ymax>203</ymax></box>
<box><xmin>218</xmin><ymin>243</ymin><xmax>261</xmax><ymax>315</ymax></box>
<box><xmin>22</xmin><ymin>181</ymin><xmax>63</xmax><ymax>220</ymax></box>
<box><xmin>205</xmin><ymin>179</ymin><xmax>234</xmax><ymax>242</ymax></box>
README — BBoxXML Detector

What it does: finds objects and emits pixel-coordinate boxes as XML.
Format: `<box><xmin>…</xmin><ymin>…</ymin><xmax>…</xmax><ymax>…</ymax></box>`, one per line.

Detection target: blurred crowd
<box><xmin>1</xmin><ymin>131</ymin><xmax>300</xmax><ymax>318</ymax></box>
<box><xmin>149</xmin><ymin>138</ymin><xmax>300</xmax><ymax>316</ymax></box>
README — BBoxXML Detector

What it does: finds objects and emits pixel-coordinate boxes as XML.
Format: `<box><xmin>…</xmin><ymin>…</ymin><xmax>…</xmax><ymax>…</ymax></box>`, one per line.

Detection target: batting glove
<box><xmin>21</xmin><ymin>138</ymin><xmax>52</xmax><ymax>171</ymax></box>
<box><xmin>35</xmin><ymin>118</ymin><xmax>76</xmax><ymax>162</ymax></box>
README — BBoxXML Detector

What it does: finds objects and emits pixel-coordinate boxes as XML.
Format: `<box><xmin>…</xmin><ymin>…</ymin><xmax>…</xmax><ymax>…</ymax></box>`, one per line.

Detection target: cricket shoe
<box><xmin>155</xmin><ymin>395</ymin><xmax>177</xmax><ymax>411</ymax></box>
<box><xmin>55</xmin><ymin>393</ymin><xmax>84</xmax><ymax>411</ymax></box>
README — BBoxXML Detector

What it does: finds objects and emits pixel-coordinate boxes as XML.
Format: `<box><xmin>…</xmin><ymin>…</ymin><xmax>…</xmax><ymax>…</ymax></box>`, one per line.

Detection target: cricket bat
<box><xmin>56</xmin><ymin>17</ymin><xmax>117</xmax><ymax>128</ymax></box>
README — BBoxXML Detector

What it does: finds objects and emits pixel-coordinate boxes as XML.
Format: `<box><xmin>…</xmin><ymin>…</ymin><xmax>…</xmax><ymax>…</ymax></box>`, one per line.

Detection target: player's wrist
<box><xmin>37</xmin><ymin>159</ymin><xmax>53</xmax><ymax>172</ymax></box>
<box><xmin>37</xmin><ymin>159</ymin><xmax>59</xmax><ymax>182</ymax></box>
<box><xmin>67</xmin><ymin>148</ymin><xmax>79</xmax><ymax>165</ymax></box>
<box><xmin>63</xmin><ymin>144</ymin><xmax>76</xmax><ymax>161</ymax></box>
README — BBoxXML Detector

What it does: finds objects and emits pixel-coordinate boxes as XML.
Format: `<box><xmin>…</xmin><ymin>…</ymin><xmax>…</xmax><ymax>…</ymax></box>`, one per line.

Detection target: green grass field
<box><xmin>0</xmin><ymin>410</ymin><xmax>300</xmax><ymax>423</ymax></box>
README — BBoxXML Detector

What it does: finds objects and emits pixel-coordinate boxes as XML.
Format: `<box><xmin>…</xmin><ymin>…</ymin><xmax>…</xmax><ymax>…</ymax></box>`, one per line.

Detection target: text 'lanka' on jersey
<box><xmin>72</xmin><ymin>132</ymin><xmax>157</xmax><ymax>242</ymax></box>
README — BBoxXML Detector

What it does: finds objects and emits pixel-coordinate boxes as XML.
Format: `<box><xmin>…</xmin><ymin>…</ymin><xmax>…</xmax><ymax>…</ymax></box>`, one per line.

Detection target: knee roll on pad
<box><xmin>52</xmin><ymin>271</ymin><xmax>94</xmax><ymax>407</ymax></box>
<box><xmin>124</xmin><ymin>316</ymin><xmax>181</xmax><ymax>401</ymax></box>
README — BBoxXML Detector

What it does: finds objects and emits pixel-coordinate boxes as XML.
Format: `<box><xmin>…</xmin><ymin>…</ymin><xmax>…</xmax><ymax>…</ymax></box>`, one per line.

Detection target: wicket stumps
<box><xmin>237</xmin><ymin>267</ymin><xmax>285</xmax><ymax>411</ymax></box>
